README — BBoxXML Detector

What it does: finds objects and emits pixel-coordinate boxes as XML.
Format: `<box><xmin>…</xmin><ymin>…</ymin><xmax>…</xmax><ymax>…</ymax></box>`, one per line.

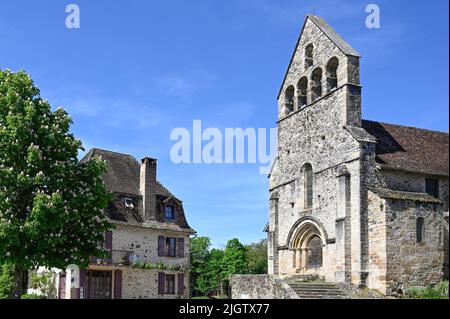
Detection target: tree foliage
<box><xmin>0</xmin><ymin>263</ymin><xmax>15</xmax><ymax>299</ymax></box>
<box><xmin>190</xmin><ymin>237</ymin><xmax>253</xmax><ymax>297</ymax></box>
<box><xmin>0</xmin><ymin>69</ymin><xmax>113</xmax><ymax>271</ymax></box>
<box><xmin>245</xmin><ymin>239</ymin><xmax>268</xmax><ymax>274</ymax></box>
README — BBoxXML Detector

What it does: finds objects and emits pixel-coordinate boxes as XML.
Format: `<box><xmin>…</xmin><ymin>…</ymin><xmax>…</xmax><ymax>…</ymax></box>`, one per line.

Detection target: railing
<box><xmin>89</xmin><ymin>250</ymin><xmax>136</xmax><ymax>266</ymax></box>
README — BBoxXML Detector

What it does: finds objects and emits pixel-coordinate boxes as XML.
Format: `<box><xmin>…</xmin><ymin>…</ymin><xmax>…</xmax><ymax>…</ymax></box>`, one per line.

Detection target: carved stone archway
<box><xmin>288</xmin><ymin>218</ymin><xmax>327</xmax><ymax>272</ymax></box>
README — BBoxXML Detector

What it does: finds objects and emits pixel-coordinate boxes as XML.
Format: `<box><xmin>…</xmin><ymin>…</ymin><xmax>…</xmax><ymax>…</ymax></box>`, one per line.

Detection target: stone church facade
<box><xmin>267</xmin><ymin>15</ymin><xmax>449</xmax><ymax>295</ymax></box>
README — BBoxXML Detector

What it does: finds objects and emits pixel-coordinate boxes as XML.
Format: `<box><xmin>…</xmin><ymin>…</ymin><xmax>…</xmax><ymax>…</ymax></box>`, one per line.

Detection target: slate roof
<box><xmin>80</xmin><ymin>148</ymin><xmax>195</xmax><ymax>233</ymax></box>
<box><xmin>362</xmin><ymin>120</ymin><xmax>449</xmax><ymax>177</ymax></box>
<box><xmin>81</xmin><ymin>148</ymin><xmax>175</xmax><ymax>198</ymax></box>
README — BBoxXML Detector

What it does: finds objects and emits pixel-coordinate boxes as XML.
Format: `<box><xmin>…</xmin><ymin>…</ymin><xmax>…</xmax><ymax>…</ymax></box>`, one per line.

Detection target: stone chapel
<box><xmin>267</xmin><ymin>15</ymin><xmax>449</xmax><ymax>295</ymax></box>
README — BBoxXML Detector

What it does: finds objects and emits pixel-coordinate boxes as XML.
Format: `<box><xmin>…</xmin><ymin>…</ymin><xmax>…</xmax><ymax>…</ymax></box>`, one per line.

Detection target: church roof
<box><xmin>277</xmin><ymin>15</ymin><xmax>361</xmax><ymax>100</ymax></box>
<box><xmin>362</xmin><ymin>120</ymin><xmax>449</xmax><ymax>177</ymax></box>
<box><xmin>369</xmin><ymin>188</ymin><xmax>443</xmax><ymax>204</ymax></box>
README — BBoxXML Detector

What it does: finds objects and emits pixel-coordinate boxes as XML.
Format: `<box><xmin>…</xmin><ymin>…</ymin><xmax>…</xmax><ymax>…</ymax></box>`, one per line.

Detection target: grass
<box><xmin>406</xmin><ymin>281</ymin><xmax>449</xmax><ymax>299</ymax></box>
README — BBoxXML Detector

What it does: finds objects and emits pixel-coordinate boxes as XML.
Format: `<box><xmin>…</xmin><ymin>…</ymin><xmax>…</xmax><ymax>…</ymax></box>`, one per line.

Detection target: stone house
<box><xmin>267</xmin><ymin>15</ymin><xmax>449</xmax><ymax>295</ymax></box>
<box><xmin>57</xmin><ymin>148</ymin><xmax>196</xmax><ymax>299</ymax></box>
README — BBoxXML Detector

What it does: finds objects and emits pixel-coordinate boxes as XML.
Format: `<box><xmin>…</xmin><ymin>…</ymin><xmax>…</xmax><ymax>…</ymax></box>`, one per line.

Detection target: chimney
<box><xmin>140</xmin><ymin>157</ymin><xmax>157</xmax><ymax>221</ymax></box>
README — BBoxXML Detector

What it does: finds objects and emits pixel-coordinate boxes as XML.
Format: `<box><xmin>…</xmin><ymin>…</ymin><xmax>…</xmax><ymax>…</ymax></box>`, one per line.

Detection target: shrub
<box><xmin>0</xmin><ymin>264</ymin><xmax>15</xmax><ymax>299</ymax></box>
<box><xmin>29</xmin><ymin>271</ymin><xmax>57</xmax><ymax>299</ymax></box>
<box><xmin>407</xmin><ymin>282</ymin><xmax>449</xmax><ymax>299</ymax></box>
<box><xmin>21</xmin><ymin>293</ymin><xmax>46</xmax><ymax>299</ymax></box>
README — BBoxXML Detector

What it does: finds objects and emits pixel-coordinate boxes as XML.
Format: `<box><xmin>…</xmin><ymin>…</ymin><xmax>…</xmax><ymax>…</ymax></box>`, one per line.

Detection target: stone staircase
<box><xmin>285</xmin><ymin>275</ymin><xmax>346</xmax><ymax>299</ymax></box>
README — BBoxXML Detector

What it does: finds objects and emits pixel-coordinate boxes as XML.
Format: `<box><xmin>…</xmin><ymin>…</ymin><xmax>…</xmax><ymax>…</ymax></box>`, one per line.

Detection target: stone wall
<box><xmin>122</xmin><ymin>268</ymin><xmax>189</xmax><ymax>299</ymax></box>
<box><xmin>112</xmin><ymin>224</ymin><xmax>190</xmax><ymax>267</ymax></box>
<box><xmin>385</xmin><ymin>199</ymin><xmax>444</xmax><ymax>294</ymax></box>
<box><xmin>229</xmin><ymin>275</ymin><xmax>298</xmax><ymax>299</ymax></box>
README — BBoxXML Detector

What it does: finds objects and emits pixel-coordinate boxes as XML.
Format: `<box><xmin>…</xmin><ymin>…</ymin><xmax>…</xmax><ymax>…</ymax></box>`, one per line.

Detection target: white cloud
<box><xmin>64</xmin><ymin>97</ymin><xmax>164</xmax><ymax>129</ymax></box>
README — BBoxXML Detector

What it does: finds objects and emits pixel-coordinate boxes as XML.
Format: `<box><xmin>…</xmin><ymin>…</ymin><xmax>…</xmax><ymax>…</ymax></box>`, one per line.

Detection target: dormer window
<box><xmin>164</xmin><ymin>205</ymin><xmax>175</xmax><ymax>220</ymax></box>
<box><xmin>124</xmin><ymin>197</ymin><xmax>134</xmax><ymax>209</ymax></box>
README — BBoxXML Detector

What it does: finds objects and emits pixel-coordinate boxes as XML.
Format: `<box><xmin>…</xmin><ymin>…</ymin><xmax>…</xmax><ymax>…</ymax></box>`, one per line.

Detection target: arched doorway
<box><xmin>307</xmin><ymin>236</ymin><xmax>323</xmax><ymax>269</ymax></box>
<box><xmin>289</xmin><ymin>219</ymin><xmax>326</xmax><ymax>273</ymax></box>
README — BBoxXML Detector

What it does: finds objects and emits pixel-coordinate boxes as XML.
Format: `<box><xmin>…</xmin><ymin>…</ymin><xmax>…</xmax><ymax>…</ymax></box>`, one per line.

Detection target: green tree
<box><xmin>246</xmin><ymin>239</ymin><xmax>268</xmax><ymax>274</ymax></box>
<box><xmin>207</xmin><ymin>248</ymin><xmax>225</xmax><ymax>294</ymax></box>
<box><xmin>190</xmin><ymin>237</ymin><xmax>212</xmax><ymax>296</ymax></box>
<box><xmin>222</xmin><ymin>238</ymin><xmax>247</xmax><ymax>277</ymax></box>
<box><xmin>0</xmin><ymin>263</ymin><xmax>15</xmax><ymax>299</ymax></box>
<box><xmin>0</xmin><ymin>70</ymin><xmax>113</xmax><ymax>297</ymax></box>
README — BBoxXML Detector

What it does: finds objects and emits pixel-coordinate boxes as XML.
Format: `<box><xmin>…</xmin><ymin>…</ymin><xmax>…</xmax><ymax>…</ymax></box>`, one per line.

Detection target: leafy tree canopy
<box><xmin>0</xmin><ymin>69</ymin><xmax>113</xmax><ymax>270</ymax></box>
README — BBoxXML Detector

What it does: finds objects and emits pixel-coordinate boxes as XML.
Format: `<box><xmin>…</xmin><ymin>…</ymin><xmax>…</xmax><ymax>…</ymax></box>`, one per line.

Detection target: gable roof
<box><xmin>81</xmin><ymin>148</ymin><xmax>175</xmax><ymax>198</ymax></box>
<box><xmin>277</xmin><ymin>15</ymin><xmax>361</xmax><ymax>99</ymax></box>
<box><xmin>362</xmin><ymin>120</ymin><xmax>449</xmax><ymax>177</ymax></box>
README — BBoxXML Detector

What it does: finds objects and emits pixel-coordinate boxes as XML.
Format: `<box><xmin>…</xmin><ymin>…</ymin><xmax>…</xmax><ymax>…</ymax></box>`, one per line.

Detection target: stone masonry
<box><xmin>266</xmin><ymin>15</ymin><xmax>449</xmax><ymax>296</ymax></box>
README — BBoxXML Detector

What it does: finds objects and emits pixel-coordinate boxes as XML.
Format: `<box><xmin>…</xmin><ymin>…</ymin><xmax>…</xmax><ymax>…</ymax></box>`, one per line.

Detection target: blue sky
<box><xmin>1</xmin><ymin>0</ymin><xmax>448</xmax><ymax>248</ymax></box>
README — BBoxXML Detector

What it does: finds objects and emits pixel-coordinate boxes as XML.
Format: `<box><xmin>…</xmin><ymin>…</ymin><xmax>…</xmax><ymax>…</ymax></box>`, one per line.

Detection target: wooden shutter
<box><xmin>158</xmin><ymin>236</ymin><xmax>165</xmax><ymax>257</ymax></box>
<box><xmin>78</xmin><ymin>269</ymin><xmax>86</xmax><ymax>299</ymax></box>
<box><xmin>114</xmin><ymin>270</ymin><xmax>122</xmax><ymax>299</ymax></box>
<box><xmin>177</xmin><ymin>238</ymin><xmax>185</xmax><ymax>258</ymax></box>
<box><xmin>178</xmin><ymin>273</ymin><xmax>185</xmax><ymax>296</ymax></box>
<box><xmin>58</xmin><ymin>273</ymin><xmax>66</xmax><ymax>299</ymax></box>
<box><xmin>158</xmin><ymin>272</ymin><xmax>165</xmax><ymax>294</ymax></box>
<box><xmin>105</xmin><ymin>231</ymin><xmax>113</xmax><ymax>250</ymax></box>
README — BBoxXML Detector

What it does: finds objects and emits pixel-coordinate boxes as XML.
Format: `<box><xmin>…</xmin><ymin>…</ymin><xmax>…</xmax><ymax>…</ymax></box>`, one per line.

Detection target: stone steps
<box><xmin>285</xmin><ymin>278</ymin><xmax>346</xmax><ymax>299</ymax></box>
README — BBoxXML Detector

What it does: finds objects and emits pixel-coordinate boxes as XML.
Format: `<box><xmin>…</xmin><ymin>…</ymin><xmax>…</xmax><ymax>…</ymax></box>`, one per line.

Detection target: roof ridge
<box><xmin>362</xmin><ymin>119</ymin><xmax>449</xmax><ymax>135</ymax></box>
<box><xmin>90</xmin><ymin>147</ymin><xmax>139</xmax><ymax>158</ymax></box>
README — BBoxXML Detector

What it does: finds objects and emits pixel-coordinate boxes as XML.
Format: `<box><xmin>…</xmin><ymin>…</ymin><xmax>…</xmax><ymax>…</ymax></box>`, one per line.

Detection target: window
<box><xmin>311</xmin><ymin>68</ymin><xmax>322</xmax><ymax>102</ymax></box>
<box><xmin>165</xmin><ymin>274</ymin><xmax>175</xmax><ymax>294</ymax></box>
<box><xmin>326</xmin><ymin>57</ymin><xmax>339</xmax><ymax>92</ymax></box>
<box><xmin>285</xmin><ymin>85</ymin><xmax>295</xmax><ymax>114</ymax></box>
<box><xmin>166</xmin><ymin>237</ymin><xmax>177</xmax><ymax>257</ymax></box>
<box><xmin>297</xmin><ymin>77</ymin><xmax>308</xmax><ymax>107</ymax></box>
<box><xmin>305</xmin><ymin>44</ymin><xmax>314</xmax><ymax>69</ymax></box>
<box><xmin>124</xmin><ymin>197</ymin><xmax>134</xmax><ymax>209</ymax></box>
<box><xmin>164</xmin><ymin>205</ymin><xmax>175</xmax><ymax>220</ymax></box>
<box><xmin>416</xmin><ymin>217</ymin><xmax>425</xmax><ymax>243</ymax></box>
<box><xmin>303</xmin><ymin>164</ymin><xmax>313</xmax><ymax>209</ymax></box>
<box><xmin>425</xmin><ymin>178</ymin><xmax>439</xmax><ymax>198</ymax></box>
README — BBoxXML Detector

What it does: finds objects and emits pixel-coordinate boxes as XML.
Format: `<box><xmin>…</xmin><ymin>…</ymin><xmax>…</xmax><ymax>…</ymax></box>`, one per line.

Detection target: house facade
<box><xmin>267</xmin><ymin>15</ymin><xmax>449</xmax><ymax>295</ymax></box>
<box><xmin>57</xmin><ymin>148</ymin><xmax>196</xmax><ymax>299</ymax></box>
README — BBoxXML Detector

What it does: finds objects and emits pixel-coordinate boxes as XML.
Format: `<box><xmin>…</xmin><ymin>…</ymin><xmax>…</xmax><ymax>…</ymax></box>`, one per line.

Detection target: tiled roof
<box><xmin>362</xmin><ymin>120</ymin><xmax>449</xmax><ymax>177</ymax></box>
<box><xmin>80</xmin><ymin>148</ymin><xmax>194</xmax><ymax>233</ymax></box>
<box><xmin>81</xmin><ymin>148</ymin><xmax>175</xmax><ymax>198</ymax></box>
<box><xmin>369</xmin><ymin>188</ymin><xmax>443</xmax><ymax>204</ymax></box>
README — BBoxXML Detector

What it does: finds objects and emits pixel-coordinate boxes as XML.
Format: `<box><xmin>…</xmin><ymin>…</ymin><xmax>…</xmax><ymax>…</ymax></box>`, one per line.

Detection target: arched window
<box><xmin>305</xmin><ymin>44</ymin><xmax>314</xmax><ymax>69</ymax></box>
<box><xmin>416</xmin><ymin>217</ymin><xmax>425</xmax><ymax>243</ymax></box>
<box><xmin>326</xmin><ymin>57</ymin><xmax>339</xmax><ymax>92</ymax></box>
<box><xmin>285</xmin><ymin>85</ymin><xmax>295</xmax><ymax>114</ymax></box>
<box><xmin>311</xmin><ymin>68</ymin><xmax>322</xmax><ymax>102</ymax></box>
<box><xmin>297</xmin><ymin>77</ymin><xmax>308</xmax><ymax>108</ymax></box>
<box><xmin>303</xmin><ymin>164</ymin><xmax>313</xmax><ymax>209</ymax></box>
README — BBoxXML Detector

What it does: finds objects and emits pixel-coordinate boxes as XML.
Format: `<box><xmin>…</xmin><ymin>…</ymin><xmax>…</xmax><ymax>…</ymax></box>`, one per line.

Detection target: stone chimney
<box><xmin>140</xmin><ymin>157</ymin><xmax>157</xmax><ymax>221</ymax></box>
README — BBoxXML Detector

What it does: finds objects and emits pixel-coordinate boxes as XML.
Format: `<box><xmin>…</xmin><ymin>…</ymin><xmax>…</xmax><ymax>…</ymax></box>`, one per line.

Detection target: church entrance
<box><xmin>290</xmin><ymin>219</ymin><xmax>326</xmax><ymax>273</ymax></box>
<box><xmin>307</xmin><ymin>236</ymin><xmax>323</xmax><ymax>269</ymax></box>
